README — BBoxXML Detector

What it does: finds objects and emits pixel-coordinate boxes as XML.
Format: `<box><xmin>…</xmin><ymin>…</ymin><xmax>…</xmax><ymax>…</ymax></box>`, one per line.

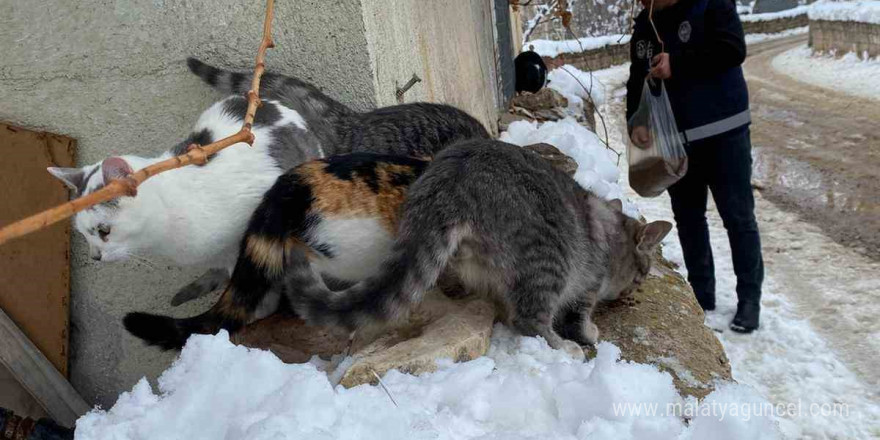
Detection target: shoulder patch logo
<box><xmin>636</xmin><ymin>40</ymin><xmax>647</xmax><ymax>59</ymax></box>
<box><xmin>678</xmin><ymin>21</ymin><xmax>692</xmax><ymax>43</ymax></box>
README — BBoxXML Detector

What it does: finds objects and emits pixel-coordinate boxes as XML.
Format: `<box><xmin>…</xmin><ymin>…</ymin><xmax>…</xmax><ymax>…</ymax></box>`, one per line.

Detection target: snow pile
<box><xmin>591</xmin><ymin>62</ymin><xmax>880</xmax><ymax>439</ymax></box>
<box><xmin>76</xmin><ymin>328</ymin><xmax>780</xmax><ymax>439</ymax></box>
<box><xmin>739</xmin><ymin>5</ymin><xmax>809</xmax><ymax>22</ymax></box>
<box><xmin>500</xmin><ymin>117</ymin><xmax>639</xmax><ymax>218</ymax></box>
<box><xmin>744</xmin><ymin>26</ymin><xmax>808</xmax><ymax>45</ymax></box>
<box><xmin>808</xmin><ymin>0</ymin><xmax>880</xmax><ymax>24</ymax></box>
<box><xmin>772</xmin><ymin>44</ymin><xmax>880</xmax><ymax>100</ymax></box>
<box><xmin>546</xmin><ymin>64</ymin><xmax>606</xmax><ymax>112</ymax></box>
<box><xmin>528</xmin><ymin>34</ymin><xmax>630</xmax><ymax>58</ymax></box>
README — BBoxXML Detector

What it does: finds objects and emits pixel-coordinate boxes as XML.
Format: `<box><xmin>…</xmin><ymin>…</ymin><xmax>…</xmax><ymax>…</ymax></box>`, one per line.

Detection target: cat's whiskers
<box><xmin>109</xmin><ymin>249</ymin><xmax>158</xmax><ymax>270</ymax></box>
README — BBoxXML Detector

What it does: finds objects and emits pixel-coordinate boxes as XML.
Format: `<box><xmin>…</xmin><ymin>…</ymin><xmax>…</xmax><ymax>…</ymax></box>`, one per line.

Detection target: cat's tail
<box><xmin>186</xmin><ymin>57</ymin><xmax>251</xmax><ymax>95</ymax></box>
<box><xmin>122</xmin><ymin>234</ymin><xmax>307</xmax><ymax>350</ymax></box>
<box><xmin>289</xmin><ymin>219</ymin><xmax>468</xmax><ymax>333</ymax></box>
<box><xmin>186</xmin><ymin>57</ymin><xmax>352</xmax><ymax>120</ymax></box>
<box><xmin>124</xmin><ymin>172</ymin><xmax>314</xmax><ymax>350</ymax></box>
<box><xmin>123</xmin><ymin>283</ymin><xmax>254</xmax><ymax>350</ymax></box>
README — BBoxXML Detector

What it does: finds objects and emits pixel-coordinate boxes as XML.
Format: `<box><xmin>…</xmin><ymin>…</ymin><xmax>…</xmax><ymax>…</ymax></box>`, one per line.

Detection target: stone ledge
<box><xmin>590</xmin><ymin>254</ymin><xmax>732</xmax><ymax>398</ymax></box>
<box><xmin>231</xmin><ymin>252</ymin><xmax>731</xmax><ymax>398</ymax></box>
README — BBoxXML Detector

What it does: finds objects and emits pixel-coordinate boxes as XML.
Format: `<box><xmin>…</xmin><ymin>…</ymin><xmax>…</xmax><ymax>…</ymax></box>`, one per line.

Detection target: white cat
<box><xmin>50</xmin><ymin>58</ymin><xmax>489</xmax><ymax>302</ymax></box>
<box><xmin>50</xmin><ymin>95</ymin><xmax>317</xmax><ymax>268</ymax></box>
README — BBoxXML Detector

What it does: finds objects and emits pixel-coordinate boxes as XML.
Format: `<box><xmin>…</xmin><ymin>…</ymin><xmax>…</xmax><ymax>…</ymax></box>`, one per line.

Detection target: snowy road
<box><xmin>594</xmin><ymin>47</ymin><xmax>880</xmax><ymax>437</ymax></box>
<box><xmin>744</xmin><ymin>35</ymin><xmax>880</xmax><ymax>260</ymax></box>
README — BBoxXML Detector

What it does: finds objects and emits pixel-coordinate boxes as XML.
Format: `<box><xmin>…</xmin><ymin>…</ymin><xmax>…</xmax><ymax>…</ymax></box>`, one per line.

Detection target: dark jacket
<box><xmin>626</xmin><ymin>0</ymin><xmax>749</xmax><ymax>140</ymax></box>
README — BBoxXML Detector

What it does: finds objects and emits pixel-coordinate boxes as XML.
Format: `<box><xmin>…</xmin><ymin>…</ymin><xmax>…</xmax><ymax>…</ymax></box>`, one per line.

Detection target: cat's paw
<box><xmin>583</xmin><ymin>321</ymin><xmax>599</xmax><ymax>345</ymax></box>
<box><xmin>561</xmin><ymin>340</ymin><xmax>586</xmax><ymax>361</ymax></box>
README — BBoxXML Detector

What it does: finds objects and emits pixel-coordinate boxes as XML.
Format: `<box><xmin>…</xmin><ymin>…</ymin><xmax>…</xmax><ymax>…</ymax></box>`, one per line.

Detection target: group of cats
<box><xmin>48</xmin><ymin>58</ymin><xmax>672</xmax><ymax>360</ymax></box>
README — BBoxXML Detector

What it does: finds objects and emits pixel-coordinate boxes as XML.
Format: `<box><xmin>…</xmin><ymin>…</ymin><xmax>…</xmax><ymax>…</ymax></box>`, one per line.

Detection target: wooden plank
<box><xmin>0</xmin><ymin>307</ymin><xmax>89</xmax><ymax>428</ymax></box>
<box><xmin>0</xmin><ymin>123</ymin><xmax>75</xmax><ymax>376</ymax></box>
<box><xmin>0</xmin><ymin>363</ymin><xmax>48</xmax><ymax>420</ymax></box>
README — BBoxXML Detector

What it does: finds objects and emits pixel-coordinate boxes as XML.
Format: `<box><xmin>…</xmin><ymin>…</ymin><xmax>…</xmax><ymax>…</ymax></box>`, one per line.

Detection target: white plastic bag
<box><xmin>627</xmin><ymin>78</ymin><xmax>688</xmax><ymax>198</ymax></box>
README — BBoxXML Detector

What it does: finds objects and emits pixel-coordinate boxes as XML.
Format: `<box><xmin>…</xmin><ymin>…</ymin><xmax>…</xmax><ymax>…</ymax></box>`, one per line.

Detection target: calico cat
<box><xmin>125</xmin><ymin>142</ymin><xmax>671</xmax><ymax>356</ymax></box>
<box><xmin>287</xmin><ymin>141</ymin><xmax>672</xmax><ymax>356</ymax></box>
<box><xmin>124</xmin><ymin>152</ymin><xmax>430</xmax><ymax>349</ymax></box>
<box><xmin>49</xmin><ymin>59</ymin><xmax>489</xmax><ymax>284</ymax></box>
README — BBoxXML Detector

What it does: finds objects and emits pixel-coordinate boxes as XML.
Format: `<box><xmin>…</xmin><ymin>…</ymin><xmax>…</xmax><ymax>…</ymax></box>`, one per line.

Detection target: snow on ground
<box><xmin>528</xmin><ymin>34</ymin><xmax>630</xmax><ymax>58</ymax></box>
<box><xmin>772</xmin><ymin>44</ymin><xmax>880</xmax><ymax>100</ymax></box>
<box><xmin>809</xmin><ymin>0</ymin><xmax>880</xmax><ymax>25</ymax></box>
<box><xmin>740</xmin><ymin>5</ymin><xmax>809</xmax><ymax>22</ymax></box>
<box><xmin>76</xmin><ymin>329</ymin><xmax>780</xmax><ymax>440</ymax></box>
<box><xmin>74</xmin><ymin>65</ymin><xmax>786</xmax><ymax>440</ymax></box>
<box><xmin>501</xmin><ymin>116</ymin><xmax>638</xmax><ymax>219</ymax></box>
<box><xmin>547</xmin><ymin>64</ymin><xmax>606</xmax><ymax>109</ymax></box>
<box><xmin>594</xmin><ymin>62</ymin><xmax>880</xmax><ymax>439</ymax></box>
<box><xmin>744</xmin><ymin>26</ymin><xmax>808</xmax><ymax>45</ymax></box>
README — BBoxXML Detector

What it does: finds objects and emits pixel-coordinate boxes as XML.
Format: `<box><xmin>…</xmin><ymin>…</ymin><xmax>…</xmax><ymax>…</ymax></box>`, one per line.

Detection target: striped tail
<box><xmin>186</xmin><ymin>57</ymin><xmax>353</xmax><ymax>121</ymax></box>
<box><xmin>186</xmin><ymin>57</ymin><xmax>251</xmax><ymax>95</ymax></box>
<box><xmin>288</xmin><ymin>224</ymin><xmax>466</xmax><ymax>332</ymax></box>
<box><xmin>124</xmin><ymin>172</ymin><xmax>314</xmax><ymax>350</ymax></box>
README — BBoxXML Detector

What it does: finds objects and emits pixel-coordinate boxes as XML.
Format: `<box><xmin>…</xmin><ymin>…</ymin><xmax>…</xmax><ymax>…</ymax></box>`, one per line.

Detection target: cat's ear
<box><xmin>47</xmin><ymin>167</ymin><xmax>86</xmax><ymax>195</ymax></box>
<box><xmin>101</xmin><ymin>157</ymin><xmax>133</xmax><ymax>183</ymax></box>
<box><xmin>637</xmin><ymin>221</ymin><xmax>673</xmax><ymax>252</ymax></box>
<box><xmin>609</xmin><ymin>199</ymin><xmax>623</xmax><ymax>212</ymax></box>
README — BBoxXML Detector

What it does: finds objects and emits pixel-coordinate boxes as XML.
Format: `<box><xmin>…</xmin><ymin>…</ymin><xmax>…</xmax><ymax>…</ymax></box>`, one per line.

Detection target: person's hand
<box><xmin>650</xmin><ymin>53</ymin><xmax>671</xmax><ymax>80</ymax></box>
<box><xmin>631</xmin><ymin>126</ymin><xmax>652</xmax><ymax>149</ymax></box>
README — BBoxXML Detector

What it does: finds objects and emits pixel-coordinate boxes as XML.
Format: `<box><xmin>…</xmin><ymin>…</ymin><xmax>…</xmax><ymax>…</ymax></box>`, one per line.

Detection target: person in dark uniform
<box><xmin>626</xmin><ymin>0</ymin><xmax>764</xmax><ymax>332</ymax></box>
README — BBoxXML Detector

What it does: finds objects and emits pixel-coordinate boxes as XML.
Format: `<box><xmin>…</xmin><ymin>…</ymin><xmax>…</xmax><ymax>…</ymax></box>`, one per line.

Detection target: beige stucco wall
<box><xmin>360</xmin><ymin>0</ymin><xmax>501</xmax><ymax>134</ymax></box>
<box><xmin>1</xmin><ymin>0</ymin><xmax>507</xmax><ymax>409</ymax></box>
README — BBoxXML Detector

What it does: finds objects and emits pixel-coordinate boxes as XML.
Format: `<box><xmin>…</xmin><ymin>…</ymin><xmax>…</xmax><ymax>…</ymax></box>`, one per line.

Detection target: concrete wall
<box><xmin>360</xmin><ymin>0</ymin><xmax>500</xmax><ymax>134</ymax></box>
<box><xmin>0</xmin><ymin>0</ymin><xmax>504</xmax><ymax>408</ymax></box>
<box><xmin>741</xmin><ymin>13</ymin><xmax>808</xmax><ymax>34</ymax></box>
<box><xmin>810</xmin><ymin>19</ymin><xmax>880</xmax><ymax>58</ymax></box>
<box><xmin>542</xmin><ymin>41</ymin><xmax>631</xmax><ymax>72</ymax></box>
<box><xmin>537</xmin><ymin>13</ymin><xmax>807</xmax><ymax>74</ymax></box>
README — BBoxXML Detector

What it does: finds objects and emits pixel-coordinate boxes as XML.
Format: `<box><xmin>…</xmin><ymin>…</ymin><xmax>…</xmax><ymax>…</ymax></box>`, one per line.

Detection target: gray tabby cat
<box><xmin>49</xmin><ymin>58</ymin><xmax>489</xmax><ymax>305</ymax></box>
<box><xmin>287</xmin><ymin>140</ymin><xmax>672</xmax><ymax>357</ymax></box>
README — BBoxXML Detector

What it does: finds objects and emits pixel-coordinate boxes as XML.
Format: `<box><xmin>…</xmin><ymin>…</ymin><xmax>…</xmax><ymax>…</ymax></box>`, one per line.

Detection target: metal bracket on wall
<box><xmin>396</xmin><ymin>74</ymin><xmax>422</xmax><ymax>103</ymax></box>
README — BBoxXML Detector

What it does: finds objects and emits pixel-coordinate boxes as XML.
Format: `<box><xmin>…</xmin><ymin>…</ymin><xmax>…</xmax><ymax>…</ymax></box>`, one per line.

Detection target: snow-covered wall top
<box><xmin>527</xmin><ymin>34</ymin><xmax>631</xmax><ymax>58</ymax></box>
<box><xmin>809</xmin><ymin>1</ymin><xmax>880</xmax><ymax>25</ymax></box>
<box><xmin>740</xmin><ymin>5</ymin><xmax>809</xmax><ymax>21</ymax></box>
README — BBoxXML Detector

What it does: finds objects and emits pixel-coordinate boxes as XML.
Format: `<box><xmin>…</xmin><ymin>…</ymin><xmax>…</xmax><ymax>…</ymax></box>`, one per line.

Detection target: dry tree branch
<box><xmin>558</xmin><ymin>24</ymin><xmax>621</xmax><ymax>164</ymax></box>
<box><xmin>522</xmin><ymin>0</ymin><xmax>560</xmax><ymax>44</ymax></box>
<box><xmin>0</xmin><ymin>0</ymin><xmax>276</xmax><ymax>247</ymax></box>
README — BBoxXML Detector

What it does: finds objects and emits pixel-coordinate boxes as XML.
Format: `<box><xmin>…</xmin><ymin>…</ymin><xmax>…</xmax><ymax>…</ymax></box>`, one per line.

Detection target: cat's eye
<box><xmin>97</xmin><ymin>224</ymin><xmax>111</xmax><ymax>241</ymax></box>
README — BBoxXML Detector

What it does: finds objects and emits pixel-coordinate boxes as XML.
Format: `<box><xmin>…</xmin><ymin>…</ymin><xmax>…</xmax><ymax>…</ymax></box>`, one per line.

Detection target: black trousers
<box><xmin>668</xmin><ymin>126</ymin><xmax>764</xmax><ymax>306</ymax></box>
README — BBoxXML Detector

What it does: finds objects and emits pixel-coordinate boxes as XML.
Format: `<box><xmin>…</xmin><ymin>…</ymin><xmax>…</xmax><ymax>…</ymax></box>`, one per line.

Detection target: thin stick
<box><xmin>0</xmin><ymin>0</ymin><xmax>276</xmax><ymax>247</ymax></box>
<box><xmin>370</xmin><ymin>369</ymin><xmax>400</xmax><ymax>408</ymax></box>
<box><xmin>559</xmin><ymin>25</ymin><xmax>620</xmax><ymax>163</ymax></box>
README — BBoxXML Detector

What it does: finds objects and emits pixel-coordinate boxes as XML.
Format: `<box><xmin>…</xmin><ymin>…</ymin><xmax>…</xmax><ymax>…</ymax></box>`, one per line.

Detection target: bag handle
<box><xmin>648</xmin><ymin>0</ymin><xmax>665</xmax><ymax>54</ymax></box>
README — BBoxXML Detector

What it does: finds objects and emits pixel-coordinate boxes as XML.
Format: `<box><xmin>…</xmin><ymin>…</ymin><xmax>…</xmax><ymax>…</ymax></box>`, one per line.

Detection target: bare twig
<box><xmin>370</xmin><ymin>369</ymin><xmax>400</xmax><ymax>408</ymax></box>
<box><xmin>0</xmin><ymin>0</ymin><xmax>277</xmax><ymax>247</ymax></box>
<box><xmin>558</xmin><ymin>25</ymin><xmax>620</xmax><ymax>163</ymax></box>
<box><xmin>522</xmin><ymin>0</ymin><xmax>560</xmax><ymax>44</ymax></box>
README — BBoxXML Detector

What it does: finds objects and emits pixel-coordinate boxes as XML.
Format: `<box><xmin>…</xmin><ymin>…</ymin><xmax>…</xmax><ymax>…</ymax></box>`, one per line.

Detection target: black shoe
<box><xmin>730</xmin><ymin>301</ymin><xmax>760</xmax><ymax>333</ymax></box>
<box><xmin>694</xmin><ymin>292</ymin><xmax>716</xmax><ymax>311</ymax></box>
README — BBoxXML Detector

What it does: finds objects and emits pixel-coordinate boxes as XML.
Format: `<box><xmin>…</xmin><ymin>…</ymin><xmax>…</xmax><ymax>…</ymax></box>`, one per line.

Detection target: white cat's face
<box><xmin>49</xmin><ymin>157</ymin><xmax>154</xmax><ymax>262</ymax></box>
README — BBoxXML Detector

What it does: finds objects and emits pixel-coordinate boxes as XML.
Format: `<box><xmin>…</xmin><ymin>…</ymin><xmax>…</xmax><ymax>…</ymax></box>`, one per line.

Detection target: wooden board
<box><xmin>0</xmin><ymin>308</ymin><xmax>89</xmax><ymax>428</ymax></box>
<box><xmin>0</xmin><ymin>123</ymin><xmax>75</xmax><ymax>377</ymax></box>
